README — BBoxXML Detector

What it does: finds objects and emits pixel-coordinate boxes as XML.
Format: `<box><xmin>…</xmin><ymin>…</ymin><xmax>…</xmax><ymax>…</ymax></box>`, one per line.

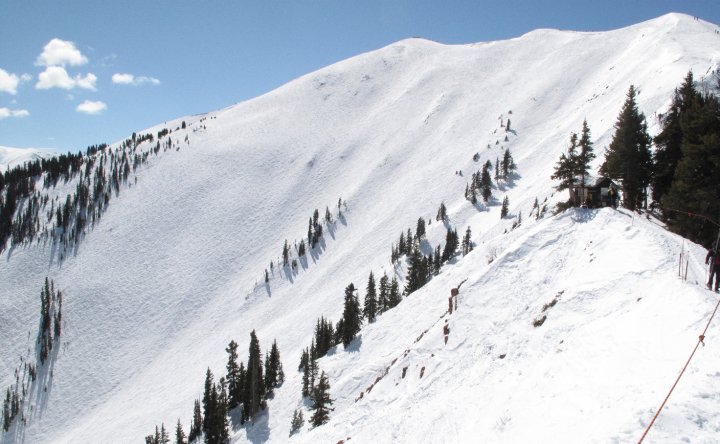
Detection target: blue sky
<box><xmin>1</xmin><ymin>0</ymin><xmax>718</xmax><ymax>152</ymax></box>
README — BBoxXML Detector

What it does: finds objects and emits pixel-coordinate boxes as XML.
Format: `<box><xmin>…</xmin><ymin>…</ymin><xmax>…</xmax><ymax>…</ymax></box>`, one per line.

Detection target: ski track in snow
<box><xmin>2</xmin><ymin>12</ymin><xmax>720</xmax><ymax>444</ymax></box>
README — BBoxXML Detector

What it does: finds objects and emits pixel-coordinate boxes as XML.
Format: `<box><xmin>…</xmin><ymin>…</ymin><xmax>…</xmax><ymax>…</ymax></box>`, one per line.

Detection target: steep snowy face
<box><xmin>1</xmin><ymin>13</ymin><xmax>719</xmax><ymax>444</ymax></box>
<box><xmin>298</xmin><ymin>208</ymin><xmax>718</xmax><ymax>444</ymax></box>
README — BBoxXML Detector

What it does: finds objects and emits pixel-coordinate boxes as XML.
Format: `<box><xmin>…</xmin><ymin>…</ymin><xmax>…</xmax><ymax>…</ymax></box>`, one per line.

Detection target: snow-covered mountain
<box><xmin>0</xmin><ymin>146</ymin><xmax>54</xmax><ymax>172</ymax></box>
<box><xmin>2</xmin><ymin>12</ymin><xmax>720</xmax><ymax>443</ymax></box>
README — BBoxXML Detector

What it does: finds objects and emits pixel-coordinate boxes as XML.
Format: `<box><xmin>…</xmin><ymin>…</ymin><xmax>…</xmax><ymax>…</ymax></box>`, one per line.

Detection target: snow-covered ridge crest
<box><xmin>1</xmin><ymin>13</ymin><xmax>719</xmax><ymax>443</ymax></box>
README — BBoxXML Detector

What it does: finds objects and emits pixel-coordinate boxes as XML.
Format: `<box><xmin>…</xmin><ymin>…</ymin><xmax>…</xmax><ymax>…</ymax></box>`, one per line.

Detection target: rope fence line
<box><xmin>637</xmin><ymin>295</ymin><xmax>720</xmax><ymax>443</ymax></box>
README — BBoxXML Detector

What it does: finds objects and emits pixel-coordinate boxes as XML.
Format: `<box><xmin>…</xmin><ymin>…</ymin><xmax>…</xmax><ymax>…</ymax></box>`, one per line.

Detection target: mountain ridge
<box><xmin>1</xmin><ymin>13</ymin><xmax>719</xmax><ymax>443</ymax></box>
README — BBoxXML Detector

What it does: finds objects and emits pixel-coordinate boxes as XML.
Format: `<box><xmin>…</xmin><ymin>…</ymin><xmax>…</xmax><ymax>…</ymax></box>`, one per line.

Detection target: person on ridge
<box><xmin>608</xmin><ymin>185</ymin><xmax>617</xmax><ymax>209</ymax></box>
<box><xmin>706</xmin><ymin>247</ymin><xmax>720</xmax><ymax>292</ymax></box>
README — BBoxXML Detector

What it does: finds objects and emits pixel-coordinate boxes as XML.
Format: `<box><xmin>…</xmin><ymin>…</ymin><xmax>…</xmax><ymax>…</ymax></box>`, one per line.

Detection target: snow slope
<box><xmin>1</xmin><ymin>12</ymin><xmax>719</xmax><ymax>444</ymax></box>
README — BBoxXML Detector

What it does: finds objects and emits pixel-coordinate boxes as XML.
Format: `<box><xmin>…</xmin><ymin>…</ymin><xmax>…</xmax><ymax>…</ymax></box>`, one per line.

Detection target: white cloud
<box><xmin>111</xmin><ymin>73</ymin><xmax>134</xmax><ymax>84</ymax></box>
<box><xmin>0</xmin><ymin>69</ymin><xmax>20</xmax><ymax>94</ymax></box>
<box><xmin>36</xmin><ymin>38</ymin><xmax>88</xmax><ymax>67</ymax></box>
<box><xmin>36</xmin><ymin>67</ymin><xmax>97</xmax><ymax>90</ymax></box>
<box><xmin>36</xmin><ymin>66</ymin><xmax>74</xmax><ymax>89</ymax></box>
<box><xmin>75</xmin><ymin>73</ymin><xmax>97</xmax><ymax>90</ymax></box>
<box><xmin>112</xmin><ymin>73</ymin><xmax>160</xmax><ymax>86</ymax></box>
<box><xmin>20</xmin><ymin>73</ymin><xmax>32</xmax><ymax>82</ymax></box>
<box><xmin>0</xmin><ymin>107</ymin><xmax>30</xmax><ymax>119</ymax></box>
<box><xmin>76</xmin><ymin>100</ymin><xmax>106</xmax><ymax>115</ymax></box>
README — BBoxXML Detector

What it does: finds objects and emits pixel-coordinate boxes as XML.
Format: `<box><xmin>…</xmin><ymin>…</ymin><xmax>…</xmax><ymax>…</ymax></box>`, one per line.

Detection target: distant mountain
<box><xmin>0</xmin><ymin>145</ymin><xmax>54</xmax><ymax>171</ymax></box>
<box><xmin>1</xmin><ymin>12</ymin><xmax>719</xmax><ymax>444</ymax></box>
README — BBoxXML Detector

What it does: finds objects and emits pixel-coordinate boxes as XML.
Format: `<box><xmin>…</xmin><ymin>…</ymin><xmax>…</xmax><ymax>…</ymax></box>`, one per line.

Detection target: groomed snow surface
<box><xmin>2</xmin><ymin>12</ymin><xmax>720</xmax><ymax>444</ymax></box>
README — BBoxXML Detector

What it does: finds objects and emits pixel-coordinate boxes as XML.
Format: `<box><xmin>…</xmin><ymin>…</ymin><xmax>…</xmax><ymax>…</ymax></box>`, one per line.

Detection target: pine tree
<box><xmin>290</xmin><ymin>408</ymin><xmax>304</xmax><ymax>436</ymax></box>
<box><xmin>441</xmin><ymin>227</ymin><xmax>458</xmax><ymax>262</ymax></box>
<box><xmin>363</xmin><ymin>271</ymin><xmax>378</xmax><ymax>322</ymax></box>
<box><xmin>502</xmin><ymin>148</ymin><xmax>517</xmax><ymax>180</ymax></box>
<box><xmin>202</xmin><ymin>370</ymin><xmax>217</xmax><ymax>439</ymax></box>
<box><xmin>340</xmin><ymin>283</ymin><xmax>362</xmax><ymax>347</ymax></box>
<box><xmin>405</xmin><ymin>246</ymin><xmax>427</xmax><ymax>295</ymax></box>
<box><xmin>662</xmin><ymin>82</ymin><xmax>720</xmax><ymax>246</ymax></box>
<box><xmin>175</xmin><ymin>419</ymin><xmax>186</xmax><ymax>444</ymax></box>
<box><xmin>599</xmin><ymin>85</ymin><xmax>653</xmax><ymax>210</ymax></box>
<box><xmin>462</xmin><ymin>226</ymin><xmax>472</xmax><ymax>255</ymax></box>
<box><xmin>188</xmin><ymin>399</ymin><xmax>202</xmax><ymax>442</ymax></box>
<box><xmin>551</xmin><ymin>133</ymin><xmax>579</xmax><ymax>204</ymax></box>
<box><xmin>501</xmin><ymin>196</ymin><xmax>510</xmax><ymax>218</ymax></box>
<box><xmin>377</xmin><ymin>273</ymin><xmax>389</xmax><ymax>314</ymax></box>
<box><xmin>481</xmin><ymin>162</ymin><xmax>493</xmax><ymax>202</ymax></box>
<box><xmin>282</xmin><ymin>240</ymin><xmax>290</xmax><ymax>266</ymax></box>
<box><xmin>388</xmin><ymin>276</ymin><xmax>401</xmax><ymax>308</ymax></box>
<box><xmin>264</xmin><ymin>339</ymin><xmax>284</xmax><ymax>392</ymax></box>
<box><xmin>653</xmin><ymin>72</ymin><xmax>699</xmax><ymax>207</ymax></box>
<box><xmin>301</xmin><ymin>348</ymin><xmax>311</xmax><ymax>397</ymax></box>
<box><xmin>225</xmin><ymin>340</ymin><xmax>241</xmax><ymax>409</ymax></box>
<box><xmin>577</xmin><ymin>119</ymin><xmax>595</xmax><ymax>191</ymax></box>
<box><xmin>160</xmin><ymin>423</ymin><xmax>170</xmax><ymax>444</ymax></box>
<box><xmin>415</xmin><ymin>217</ymin><xmax>426</xmax><ymax>239</ymax></box>
<box><xmin>243</xmin><ymin>330</ymin><xmax>265</xmax><ymax>421</ymax></box>
<box><xmin>398</xmin><ymin>232</ymin><xmax>406</xmax><ymax>257</ymax></box>
<box><xmin>310</xmin><ymin>371</ymin><xmax>334</xmax><ymax>427</ymax></box>
<box><xmin>436</xmin><ymin>202</ymin><xmax>448</xmax><ymax>221</ymax></box>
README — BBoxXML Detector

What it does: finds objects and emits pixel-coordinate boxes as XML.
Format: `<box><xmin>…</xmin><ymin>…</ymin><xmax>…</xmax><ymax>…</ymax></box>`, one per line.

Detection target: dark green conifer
<box><xmin>363</xmin><ymin>272</ymin><xmax>378</xmax><ymax>322</ymax></box>
<box><xmin>310</xmin><ymin>371</ymin><xmax>334</xmax><ymax>427</ymax></box>
<box><xmin>599</xmin><ymin>85</ymin><xmax>653</xmax><ymax>210</ymax></box>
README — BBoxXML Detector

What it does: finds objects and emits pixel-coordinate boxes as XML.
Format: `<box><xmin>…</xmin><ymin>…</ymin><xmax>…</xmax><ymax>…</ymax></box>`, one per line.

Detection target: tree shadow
<box><xmin>344</xmin><ymin>335</ymin><xmax>363</xmax><ymax>353</ymax></box>
<box><xmin>570</xmin><ymin>208</ymin><xmax>599</xmax><ymax>223</ymax></box>
<box><xmin>245</xmin><ymin>409</ymin><xmax>271</xmax><ymax>444</ymax></box>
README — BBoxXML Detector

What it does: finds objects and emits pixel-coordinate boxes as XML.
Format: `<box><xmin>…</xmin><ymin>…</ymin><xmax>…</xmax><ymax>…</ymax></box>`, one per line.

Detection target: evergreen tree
<box><xmin>290</xmin><ymin>409</ymin><xmax>304</xmax><ymax>436</ymax></box>
<box><xmin>433</xmin><ymin>245</ymin><xmax>442</xmax><ymax>275</ymax></box>
<box><xmin>363</xmin><ymin>271</ymin><xmax>378</xmax><ymax>322</ymax></box>
<box><xmin>298</xmin><ymin>348</ymin><xmax>309</xmax><ymax>372</ymax></box>
<box><xmin>441</xmin><ymin>227</ymin><xmax>458</xmax><ymax>262</ymax></box>
<box><xmin>377</xmin><ymin>273</ymin><xmax>389</xmax><ymax>314</ymax></box>
<box><xmin>662</xmin><ymin>84</ymin><xmax>720</xmax><ymax>246</ymax></box>
<box><xmin>653</xmin><ymin>72</ymin><xmax>699</xmax><ymax>207</ymax></box>
<box><xmin>551</xmin><ymin>133</ymin><xmax>579</xmax><ymax>204</ymax></box>
<box><xmin>577</xmin><ymin>119</ymin><xmax>596</xmax><ymax>190</ymax></box>
<box><xmin>340</xmin><ymin>283</ymin><xmax>362</xmax><ymax>347</ymax></box>
<box><xmin>301</xmin><ymin>348</ymin><xmax>311</xmax><ymax>397</ymax></box>
<box><xmin>599</xmin><ymin>85</ymin><xmax>653</xmax><ymax>210</ymax></box>
<box><xmin>160</xmin><ymin>423</ymin><xmax>170</xmax><ymax>444</ymax></box>
<box><xmin>481</xmin><ymin>162</ymin><xmax>493</xmax><ymax>202</ymax></box>
<box><xmin>405</xmin><ymin>245</ymin><xmax>427</xmax><ymax>295</ymax></box>
<box><xmin>264</xmin><ymin>339</ymin><xmax>284</xmax><ymax>392</ymax></box>
<box><xmin>501</xmin><ymin>148</ymin><xmax>516</xmax><ymax>180</ymax></box>
<box><xmin>501</xmin><ymin>196</ymin><xmax>510</xmax><ymax>218</ymax></box>
<box><xmin>188</xmin><ymin>399</ymin><xmax>202</xmax><ymax>442</ymax></box>
<box><xmin>398</xmin><ymin>232</ymin><xmax>406</xmax><ymax>257</ymax></box>
<box><xmin>243</xmin><ymin>330</ymin><xmax>265</xmax><ymax>422</ymax></box>
<box><xmin>462</xmin><ymin>226</ymin><xmax>472</xmax><ymax>255</ymax></box>
<box><xmin>225</xmin><ymin>340</ymin><xmax>241</xmax><ymax>409</ymax></box>
<box><xmin>387</xmin><ymin>276</ymin><xmax>401</xmax><ymax>308</ymax></box>
<box><xmin>282</xmin><ymin>240</ymin><xmax>289</xmax><ymax>266</ymax></box>
<box><xmin>310</xmin><ymin>371</ymin><xmax>334</xmax><ymax>427</ymax></box>
<box><xmin>415</xmin><ymin>217</ymin><xmax>426</xmax><ymax>239</ymax></box>
<box><xmin>175</xmin><ymin>419</ymin><xmax>186</xmax><ymax>444</ymax></box>
<box><xmin>436</xmin><ymin>202</ymin><xmax>448</xmax><ymax>221</ymax></box>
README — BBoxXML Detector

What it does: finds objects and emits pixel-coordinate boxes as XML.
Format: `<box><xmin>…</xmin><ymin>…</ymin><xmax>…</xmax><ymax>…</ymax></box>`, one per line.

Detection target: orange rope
<box><xmin>637</xmin><ymin>295</ymin><xmax>720</xmax><ymax>443</ymax></box>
